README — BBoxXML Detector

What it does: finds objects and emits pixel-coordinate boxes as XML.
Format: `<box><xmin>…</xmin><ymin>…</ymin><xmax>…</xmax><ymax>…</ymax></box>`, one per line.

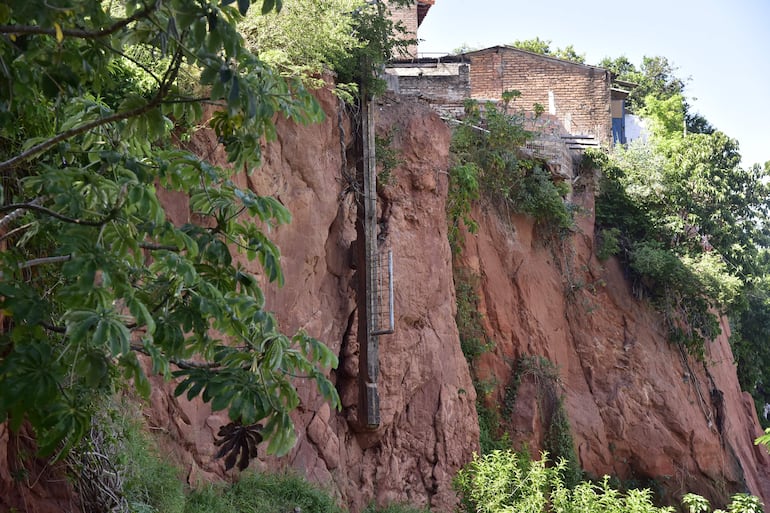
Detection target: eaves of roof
<box><xmin>611</xmin><ymin>87</ymin><xmax>631</xmax><ymax>99</ymax></box>
<box><xmin>611</xmin><ymin>78</ymin><xmax>639</xmax><ymax>89</ymax></box>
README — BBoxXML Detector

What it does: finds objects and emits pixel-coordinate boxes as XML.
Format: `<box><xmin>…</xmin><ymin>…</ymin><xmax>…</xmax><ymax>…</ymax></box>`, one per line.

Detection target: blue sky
<box><xmin>418</xmin><ymin>0</ymin><xmax>770</xmax><ymax>168</ymax></box>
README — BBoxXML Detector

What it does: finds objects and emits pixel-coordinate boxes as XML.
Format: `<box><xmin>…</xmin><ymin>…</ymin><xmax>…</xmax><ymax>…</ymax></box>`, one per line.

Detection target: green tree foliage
<box><xmin>643</xmin><ymin>93</ymin><xmax>686</xmax><ymax>139</ymax></box>
<box><xmin>590</xmin><ymin>60</ymin><xmax>770</xmax><ymax>363</ymax></box>
<box><xmin>452</xmin><ymin>43</ymin><xmax>480</xmax><ymax>54</ymax></box>
<box><xmin>240</xmin><ymin>0</ymin><xmax>414</xmax><ymax>100</ymax></box>
<box><xmin>601</xmin><ymin>54</ymin><xmax>714</xmax><ymax>135</ymax></box>
<box><xmin>0</xmin><ymin>0</ymin><xmax>341</xmax><ymax>459</ymax></box>
<box><xmin>601</xmin><ymin>54</ymin><xmax>715</xmax><ymax>135</ymax></box>
<box><xmin>733</xmin><ymin>273</ymin><xmax>770</xmax><ymax>423</ymax></box>
<box><xmin>240</xmin><ymin>0</ymin><xmax>361</xmax><ymax>82</ymax></box>
<box><xmin>600</xmin><ymin>55</ymin><xmax>684</xmax><ymax>113</ymax></box>
<box><xmin>512</xmin><ymin>37</ymin><xmax>586</xmax><ymax>63</ymax></box>
<box><xmin>593</xmin><ymin>130</ymin><xmax>770</xmax><ymax>355</ymax></box>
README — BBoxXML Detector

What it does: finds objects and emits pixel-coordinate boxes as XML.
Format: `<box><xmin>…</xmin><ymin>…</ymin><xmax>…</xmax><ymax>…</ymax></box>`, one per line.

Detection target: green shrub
<box><xmin>454</xmin><ymin>450</ymin><xmax>765</xmax><ymax>513</ymax></box>
<box><xmin>477</xmin><ymin>402</ymin><xmax>512</xmax><ymax>454</ymax></box>
<box><xmin>375</xmin><ymin>129</ymin><xmax>403</xmax><ymax>188</ymax></box>
<box><xmin>517</xmin><ymin>165</ymin><xmax>574</xmax><ymax>234</ymax></box>
<box><xmin>362</xmin><ymin>502</ymin><xmax>430</xmax><ymax>513</ymax></box>
<box><xmin>681</xmin><ymin>253</ymin><xmax>742</xmax><ymax>309</ymax></box>
<box><xmin>448</xmin><ymin>98</ymin><xmax>574</xmax><ymax>247</ymax></box>
<box><xmin>629</xmin><ymin>241</ymin><xmax>693</xmax><ymax>290</ymax></box>
<box><xmin>629</xmin><ymin>241</ymin><xmax>721</xmax><ymax>356</ymax></box>
<box><xmin>447</xmin><ymin>162</ymin><xmax>480</xmax><ymax>252</ymax></box>
<box><xmin>596</xmin><ymin>227</ymin><xmax>621</xmax><ymax>261</ymax></box>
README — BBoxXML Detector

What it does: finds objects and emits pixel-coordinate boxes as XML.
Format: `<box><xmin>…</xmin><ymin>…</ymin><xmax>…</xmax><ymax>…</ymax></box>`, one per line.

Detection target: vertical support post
<box><xmin>359</xmin><ymin>97</ymin><xmax>380</xmax><ymax>429</ymax></box>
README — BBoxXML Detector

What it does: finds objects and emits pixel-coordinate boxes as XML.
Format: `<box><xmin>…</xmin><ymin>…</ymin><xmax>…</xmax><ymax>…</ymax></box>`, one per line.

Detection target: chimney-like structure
<box><xmin>388</xmin><ymin>0</ymin><xmax>435</xmax><ymax>59</ymax></box>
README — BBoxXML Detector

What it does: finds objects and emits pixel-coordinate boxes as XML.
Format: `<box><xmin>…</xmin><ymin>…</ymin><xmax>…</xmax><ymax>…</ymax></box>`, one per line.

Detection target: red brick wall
<box><xmin>469</xmin><ymin>48</ymin><xmax>612</xmax><ymax>145</ymax></box>
<box><xmin>388</xmin><ymin>2</ymin><xmax>419</xmax><ymax>58</ymax></box>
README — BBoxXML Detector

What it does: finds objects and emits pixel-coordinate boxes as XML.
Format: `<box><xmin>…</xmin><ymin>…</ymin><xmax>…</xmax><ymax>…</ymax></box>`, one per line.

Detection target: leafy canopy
<box><xmin>590</xmin><ymin>56</ymin><xmax>770</xmax><ymax>362</ymax></box>
<box><xmin>239</xmin><ymin>0</ymin><xmax>415</xmax><ymax>100</ymax></box>
<box><xmin>0</xmin><ymin>0</ymin><xmax>340</xmax><ymax>459</ymax></box>
<box><xmin>600</xmin><ymin>54</ymin><xmax>713</xmax><ymax>134</ymax></box>
<box><xmin>511</xmin><ymin>37</ymin><xmax>586</xmax><ymax>64</ymax></box>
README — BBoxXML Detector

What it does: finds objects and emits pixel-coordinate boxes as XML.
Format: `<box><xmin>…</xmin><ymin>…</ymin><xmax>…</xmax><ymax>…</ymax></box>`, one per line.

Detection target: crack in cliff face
<box><xmin>428</xmin><ymin>385</ymin><xmax>444</xmax><ymax>507</ymax></box>
<box><xmin>337</xmin><ymin>308</ymin><xmax>358</xmax><ymax>389</ymax></box>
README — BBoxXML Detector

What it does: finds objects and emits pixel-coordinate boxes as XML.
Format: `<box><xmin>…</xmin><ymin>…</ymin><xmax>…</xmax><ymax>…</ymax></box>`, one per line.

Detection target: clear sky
<box><xmin>417</xmin><ymin>0</ymin><xmax>770</xmax><ymax>168</ymax></box>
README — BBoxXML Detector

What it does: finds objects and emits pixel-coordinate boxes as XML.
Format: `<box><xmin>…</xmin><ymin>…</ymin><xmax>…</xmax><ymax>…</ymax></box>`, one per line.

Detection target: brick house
<box><xmin>386</xmin><ymin>46</ymin><xmax>628</xmax><ymax>148</ymax></box>
<box><xmin>462</xmin><ymin>46</ymin><xmax>613</xmax><ymax>146</ymax></box>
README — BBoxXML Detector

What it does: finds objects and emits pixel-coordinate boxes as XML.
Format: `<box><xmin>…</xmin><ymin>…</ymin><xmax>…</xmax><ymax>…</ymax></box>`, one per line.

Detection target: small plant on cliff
<box><xmin>375</xmin><ymin>129</ymin><xmax>403</xmax><ymax>188</ymax></box>
<box><xmin>447</xmin><ymin>161</ymin><xmax>481</xmax><ymax>252</ymax></box>
<box><xmin>454</xmin><ymin>268</ymin><xmax>493</xmax><ymax>364</ymax></box>
<box><xmin>595</xmin><ymin>227</ymin><xmax>621</xmax><ymax>261</ymax></box>
<box><xmin>452</xmin><ymin>265</ymin><xmax>508</xmax><ymax>453</ymax></box>
<box><xmin>0</xmin><ymin>0</ymin><xmax>339</xmax><ymax>461</ymax></box>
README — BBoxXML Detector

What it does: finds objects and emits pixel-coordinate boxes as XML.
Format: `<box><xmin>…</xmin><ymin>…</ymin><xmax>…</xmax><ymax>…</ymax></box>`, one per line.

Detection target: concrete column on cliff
<box><xmin>359</xmin><ymin>97</ymin><xmax>380</xmax><ymax>429</ymax></box>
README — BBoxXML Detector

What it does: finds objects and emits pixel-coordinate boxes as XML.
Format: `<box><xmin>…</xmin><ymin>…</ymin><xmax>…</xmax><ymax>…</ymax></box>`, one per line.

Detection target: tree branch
<box><xmin>0</xmin><ymin>222</ymin><xmax>33</xmax><ymax>244</ymax></box>
<box><xmin>95</xmin><ymin>39</ymin><xmax>162</xmax><ymax>86</ymax></box>
<box><xmin>41</xmin><ymin>322</ymin><xmax>67</xmax><ymax>334</ymax></box>
<box><xmin>161</xmin><ymin>97</ymin><xmax>222</xmax><ymax>105</ymax></box>
<box><xmin>172</xmin><ymin>359</ymin><xmax>221</xmax><ymax>370</ymax></box>
<box><xmin>0</xmin><ymin>104</ymin><xmax>157</xmax><ymax>172</ymax></box>
<box><xmin>130</xmin><ymin>343</ymin><xmax>221</xmax><ymax>370</ymax></box>
<box><xmin>0</xmin><ymin>197</ymin><xmax>42</xmax><ymax>229</ymax></box>
<box><xmin>0</xmin><ymin>202</ymin><xmax>116</xmax><ymax>226</ymax></box>
<box><xmin>19</xmin><ymin>254</ymin><xmax>72</xmax><ymax>269</ymax></box>
<box><xmin>0</xmin><ymin>1</ymin><xmax>158</xmax><ymax>40</ymax></box>
<box><xmin>138</xmin><ymin>242</ymin><xmax>180</xmax><ymax>251</ymax></box>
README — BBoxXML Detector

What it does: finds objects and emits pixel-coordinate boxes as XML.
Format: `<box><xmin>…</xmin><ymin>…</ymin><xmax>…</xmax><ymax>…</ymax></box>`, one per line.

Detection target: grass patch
<box><xmin>72</xmin><ymin>400</ymin><xmax>350</xmax><ymax>513</ymax></box>
<box><xmin>363</xmin><ymin>502</ymin><xmax>431</xmax><ymax>513</ymax></box>
<box><xmin>185</xmin><ymin>472</ymin><xmax>343</xmax><ymax>513</ymax></box>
